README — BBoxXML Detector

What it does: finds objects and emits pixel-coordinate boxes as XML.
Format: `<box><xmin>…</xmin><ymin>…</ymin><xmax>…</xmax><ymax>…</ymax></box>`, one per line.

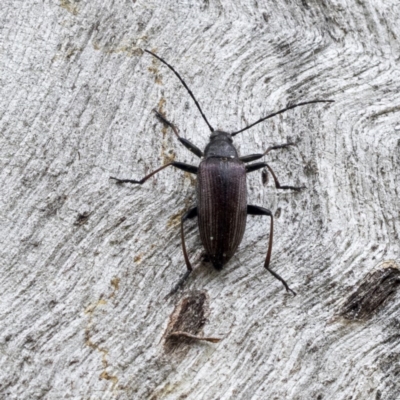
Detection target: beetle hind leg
<box><xmin>247</xmin><ymin>205</ymin><xmax>296</xmax><ymax>296</ymax></box>
<box><xmin>165</xmin><ymin>207</ymin><xmax>198</xmax><ymax>298</ymax></box>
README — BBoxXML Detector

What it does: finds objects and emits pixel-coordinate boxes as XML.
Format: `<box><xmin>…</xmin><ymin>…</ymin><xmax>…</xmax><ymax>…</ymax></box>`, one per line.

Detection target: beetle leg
<box><xmin>166</xmin><ymin>207</ymin><xmax>198</xmax><ymax>297</ymax></box>
<box><xmin>240</xmin><ymin>153</ymin><xmax>265</xmax><ymax>163</ymax></box>
<box><xmin>247</xmin><ymin>205</ymin><xmax>296</xmax><ymax>296</ymax></box>
<box><xmin>110</xmin><ymin>161</ymin><xmax>197</xmax><ymax>184</ymax></box>
<box><xmin>246</xmin><ymin>162</ymin><xmax>305</xmax><ymax>191</ymax></box>
<box><xmin>153</xmin><ymin>109</ymin><xmax>180</xmax><ymax>136</ymax></box>
<box><xmin>153</xmin><ymin>109</ymin><xmax>203</xmax><ymax>158</ymax></box>
<box><xmin>263</xmin><ymin>164</ymin><xmax>305</xmax><ymax>191</ymax></box>
<box><xmin>240</xmin><ymin>142</ymin><xmax>296</xmax><ymax>163</ymax></box>
<box><xmin>263</xmin><ymin>142</ymin><xmax>296</xmax><ymax>156</ymax></box>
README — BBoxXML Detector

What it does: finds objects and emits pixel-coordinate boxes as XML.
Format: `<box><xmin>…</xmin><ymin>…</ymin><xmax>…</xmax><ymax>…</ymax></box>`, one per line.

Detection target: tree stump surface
<box><xmin>1</xmin><ymin>1</ymin><xmax>400</xmax><ymax>399</ymax></box>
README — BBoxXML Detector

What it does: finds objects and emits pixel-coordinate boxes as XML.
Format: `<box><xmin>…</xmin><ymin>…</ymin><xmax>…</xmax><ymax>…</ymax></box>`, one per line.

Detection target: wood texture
<box><xmin>1</xmin><ymin>0</ymin><xmax>400</xmax><ymax>399</ymax></box>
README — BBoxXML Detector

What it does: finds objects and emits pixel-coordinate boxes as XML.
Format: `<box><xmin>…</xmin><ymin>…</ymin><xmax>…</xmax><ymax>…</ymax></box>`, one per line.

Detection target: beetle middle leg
<box><xmin>247</xmin><ymin>205</ymin><xmax>296</xmax><ymax>295</ymax></box>
<box><xmin>246</xmin><ymin>162</ymin><xmax>305</xmax><ymax>191</ymax></box>
<box><xmin>153</xmin><ymin>109</ymin><xmax>203</xmax><ymax>158</ymax></box>
<box><xmin>110</xmin><ymin>161</ymin><xmax>197</xmax><ymax>184</ymax></box>
<box><xmin>166</xmin><ymin>207</ymin><xmax>198</xmax><ymax>297</ymax></box>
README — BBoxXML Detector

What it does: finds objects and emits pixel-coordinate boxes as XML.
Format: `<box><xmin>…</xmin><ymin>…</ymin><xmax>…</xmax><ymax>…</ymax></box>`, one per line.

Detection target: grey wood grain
<box><xmin>1</xmin><ymin>0</ymin><xmax>399</xmax><ymax>399</ymax></box>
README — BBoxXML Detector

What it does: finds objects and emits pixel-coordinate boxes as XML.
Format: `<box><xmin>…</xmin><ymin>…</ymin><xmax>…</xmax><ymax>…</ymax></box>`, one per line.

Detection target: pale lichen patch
<box><xmin>59</xmin><ymin>0</ymin><xmax>79</xmax><ymax>16</ymax></box>
<box><xmin>84</xmin><ymin>281</ymin><xmax>121</xmax><ymax>390</ymax></box>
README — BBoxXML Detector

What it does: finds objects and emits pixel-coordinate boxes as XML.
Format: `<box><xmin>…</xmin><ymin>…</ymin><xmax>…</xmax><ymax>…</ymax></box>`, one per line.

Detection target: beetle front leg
<box><xmin>166</xmin><ymin>207</ymin><xmax>198</xmax><ymax>297</ymax></box>
<box><xmin>247</xmin><ymin>205</ymin><xmax>296</xmax><ymax>295</ymax></box>
<box><xmin>153</xmin><ymin>110</ymin><xmax>203</xmax><ymax>158</ymax></box>
<box><xmin>240</xmin><ymin>142</ymin><xmax>296</xmax><ymax>163</ymax></box>
<box><xmin>110</xmin><ymin>161</ymin><xmax>197</xmax><ymax>185</ymax></box>
<box><xmin>246</xmin><ymin>162</ymin><xmax>305</xmax><ymax>191</ymax></box>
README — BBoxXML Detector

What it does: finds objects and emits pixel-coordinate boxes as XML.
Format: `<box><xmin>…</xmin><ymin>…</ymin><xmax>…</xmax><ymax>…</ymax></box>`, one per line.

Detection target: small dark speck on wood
<box><xmin>74</xmin><ymin>212</ymin><xmax>91</xmax><ymax>226</ymax></box>
<box><xmin>339</xmin><ymin>261</ymin><xmax>400</xmax><ymax>321</ymax></box>
<box><xmin>262</xmin><ymin>168</ymin><xmax>268</xmax><ymax>185</ymax></box>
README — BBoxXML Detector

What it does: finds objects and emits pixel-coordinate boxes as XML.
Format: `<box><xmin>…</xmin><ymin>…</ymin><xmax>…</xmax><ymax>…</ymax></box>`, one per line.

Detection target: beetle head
<box><xmin>204</xmin><ymin>131</ymin><xmax>238</xmax><ymax>159</ymax></box>
<box><xmin>209</xmin><ymin>131</ymin><xmax>233</xmax><ymax>142</ymax></box>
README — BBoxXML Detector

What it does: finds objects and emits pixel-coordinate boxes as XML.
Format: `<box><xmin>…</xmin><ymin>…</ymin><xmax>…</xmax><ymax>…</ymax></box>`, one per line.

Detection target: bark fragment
<box><xmin>339</xmin><ymin>261</ymin><xmax>400</xmax><ymax>321</ymax></box>
<box><xmin>164</xmin><ymin>291</ymin><xmax>220</xmax><ymax>352</ymax></box>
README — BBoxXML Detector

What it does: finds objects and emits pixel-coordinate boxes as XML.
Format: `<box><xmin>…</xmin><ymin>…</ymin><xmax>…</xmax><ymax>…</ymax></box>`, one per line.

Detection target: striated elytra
<box><xmin>110</xmin><ymin>49</ymin><xmax>334</xmax><ymax>297</ymax></box>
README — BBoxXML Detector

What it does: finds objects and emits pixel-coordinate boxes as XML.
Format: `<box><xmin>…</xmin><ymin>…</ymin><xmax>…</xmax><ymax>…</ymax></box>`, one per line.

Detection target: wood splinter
<box><xmin>167</xmin><ymin>331</ymin><xmax>221</xmax><ymax>343</ymax></box>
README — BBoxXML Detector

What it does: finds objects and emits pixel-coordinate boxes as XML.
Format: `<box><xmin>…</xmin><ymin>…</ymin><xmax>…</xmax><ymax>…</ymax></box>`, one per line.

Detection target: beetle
<box><xmin>111</xmin><ymin>50</ymin><xmax>333</xmax><ymax>296</ymax></box>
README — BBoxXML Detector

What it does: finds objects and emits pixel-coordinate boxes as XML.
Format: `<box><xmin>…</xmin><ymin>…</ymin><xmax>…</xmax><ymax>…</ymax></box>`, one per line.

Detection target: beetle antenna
<box><xmin>230</xmin><ymin>99</ymin><xmax>334</xmax><ymax>136</ymax></box>
<box><xmin>145</xmin><ymin>50</ymin><xmax>215</xmax><ymax>133</ymax></box>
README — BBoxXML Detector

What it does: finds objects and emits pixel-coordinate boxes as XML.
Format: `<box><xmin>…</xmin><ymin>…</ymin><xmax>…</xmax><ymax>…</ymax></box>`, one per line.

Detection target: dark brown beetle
<box><xmin>111</xmin><ymin>50</ymin><xmax>333</xmax><ymax>296</ymax></box>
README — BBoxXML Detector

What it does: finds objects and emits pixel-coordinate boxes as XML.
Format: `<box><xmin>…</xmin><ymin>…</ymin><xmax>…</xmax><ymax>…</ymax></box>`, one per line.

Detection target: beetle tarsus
<box><xmin>265</xmin><ymin>265</ymin><xmax>297</xmax><ymax>296</ymax></box>
<box><xmin>241</xmin><ymin>142</ymin><xmax>297</xmax><ymax>163</ymax></box>
<box><xmin>153</xmin><ymin>109</ymin><xmax>180</xmax><ymax>137</ymax></box>
<box><xmin>263</xmin><ymin>142</ymin><xmax>296</xmax><ymax>156</ymax></box>
<box><xmin>279</xmin><ymin>185</ymin><xmax>306</xmax><ymax>191</ymax></box>
<box><xmin>165</xmin><ymin>270</ymin><xmax>192</xmax><ymax>298</ymax></box>
<box><xmin>110</xmin><ymin>162</ymin><xmax>198</xmax><ymax>187</ymax></box>
<box><xmin>247</xmin><ymin>163</ymin><xmax>306</xmax><ymax>192</ymax></box>
<box><xmin>153</xmin><ymin>109</ymin><xmax>204</xmax><ymax>158</ymax></box>
<box><xmin>110</xmin><ymin>176</ymin><xmax>141</xmax><ymax>184</ymax></box>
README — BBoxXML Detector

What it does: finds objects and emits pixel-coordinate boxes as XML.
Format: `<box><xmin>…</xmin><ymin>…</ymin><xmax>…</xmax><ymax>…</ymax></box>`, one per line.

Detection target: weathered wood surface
<box><xmin>1</xmin><ymin>1</ymin><xmax>400</xmax><ymax>399</ymax></box>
